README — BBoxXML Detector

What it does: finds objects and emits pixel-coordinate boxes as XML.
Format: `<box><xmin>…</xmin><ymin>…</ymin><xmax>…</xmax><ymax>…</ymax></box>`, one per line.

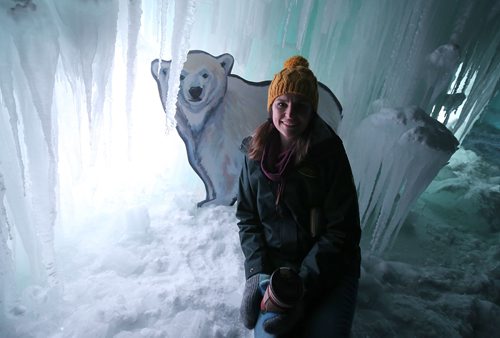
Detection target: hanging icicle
<box><xmin>163</xmin><ymin>0</ymin><xmax>198</xmax><ymax>131</ymax></box>
<box><xmin>126</xmin><ymin>0</ymin><xmax>143</xmax><ymax>158</ymax></box>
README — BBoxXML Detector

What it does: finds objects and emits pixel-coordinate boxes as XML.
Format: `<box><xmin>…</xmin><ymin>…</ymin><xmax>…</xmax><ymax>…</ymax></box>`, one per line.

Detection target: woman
<box><xmin>236</xmin><ymin>56</ymin><xmax>361</xmax><ymax>337</ymax></box>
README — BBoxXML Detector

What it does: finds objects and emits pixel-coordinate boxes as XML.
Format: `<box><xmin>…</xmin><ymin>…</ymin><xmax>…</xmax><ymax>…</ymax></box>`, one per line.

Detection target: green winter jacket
<box><xmin>236</xmin><ymin>116</ymin><xmax>361</xmax><ymax>296</ymax></box>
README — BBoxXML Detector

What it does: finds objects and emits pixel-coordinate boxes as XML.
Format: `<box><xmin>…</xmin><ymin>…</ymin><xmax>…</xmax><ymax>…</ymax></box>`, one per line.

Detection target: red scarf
<box><xmin>260</xmin><ymin>131</ymin><xmax>296</xmax><ymax>207</ymax></box>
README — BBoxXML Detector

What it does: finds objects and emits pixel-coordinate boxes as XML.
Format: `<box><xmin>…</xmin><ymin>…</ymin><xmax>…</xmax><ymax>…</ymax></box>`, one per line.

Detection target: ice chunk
<box><xmin>345</xmin><ymin>106</ymin><xmax>458</xmax><ymax>253</ymax></box>
<box><xmin>119</xmin><ymin>207</ymin><xmax>152</xmax><ymax>244</ymax></box>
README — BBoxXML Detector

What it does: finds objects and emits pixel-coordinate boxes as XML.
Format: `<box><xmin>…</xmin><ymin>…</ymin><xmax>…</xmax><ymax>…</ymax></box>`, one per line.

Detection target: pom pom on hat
<box><xmin>267</xmin><ymin>55</ymin><xmax>318</xmax><ymax>113</ymax></box>
<box><xmin>283</xmin><ymin>55</ymin><xmax>309</xmax><ymax>69</ymax></box>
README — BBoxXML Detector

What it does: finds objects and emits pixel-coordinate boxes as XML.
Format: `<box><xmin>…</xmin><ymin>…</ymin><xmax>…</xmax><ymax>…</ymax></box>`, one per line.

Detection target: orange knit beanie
<box><xmin>267</xmin><ymin>55</ymin><xmax>319</xmax><ymax>113</ymax></box>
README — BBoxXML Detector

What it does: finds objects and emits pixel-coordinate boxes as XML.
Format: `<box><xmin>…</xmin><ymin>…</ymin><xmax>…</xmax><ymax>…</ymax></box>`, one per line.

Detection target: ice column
<box><xmin>163</xmin><ymin>0</ymin><xmax>198</xmax><ymax>130</ymax></box>
<box><xmin>345</xmin><ymin>106</ymin><xmax>458</xmax><ymax>253</ymax></box>
<box><xmin>126</xmin><ymin>0</ymin><xmax>142</xmax><ymax>157</ymax></box>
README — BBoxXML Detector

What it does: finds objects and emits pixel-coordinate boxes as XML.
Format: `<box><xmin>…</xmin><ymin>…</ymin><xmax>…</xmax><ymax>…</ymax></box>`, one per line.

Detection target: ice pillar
<box><xmin>346</xmin><ymin>106</ymin><xmax>459</xmax><ymax>253</ymax></box>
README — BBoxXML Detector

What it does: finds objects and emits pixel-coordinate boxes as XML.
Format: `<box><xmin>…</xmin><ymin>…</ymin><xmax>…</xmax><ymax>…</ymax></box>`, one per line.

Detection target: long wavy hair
<box><xmin>248</xmin><ymin>116</ymin><xmax>314</xmax><ymax>164</ymax></box>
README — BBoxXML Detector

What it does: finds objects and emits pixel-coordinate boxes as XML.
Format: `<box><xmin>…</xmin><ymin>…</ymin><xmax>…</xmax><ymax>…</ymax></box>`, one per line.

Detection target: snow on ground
<box><xmin>4</xmin><ymin>148</ymin><xmax>500</xmax><ymax>338</ymax></box>
<box><xmin>354</xmin><ymin>149</ymin><xmax>500</xmax><ymax>337</ymax></box>
<box><xmin>7</xmin><ymin>187</ymin><xmax>249</xmax><ymax>338</ymax></box>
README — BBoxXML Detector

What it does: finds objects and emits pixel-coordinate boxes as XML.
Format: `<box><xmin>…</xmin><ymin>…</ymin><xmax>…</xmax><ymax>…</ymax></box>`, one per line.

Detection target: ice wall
<box><xmin>0</xmin><ymin>0</ymin><xmax>124</xmax><ymax>311</ymax></box>
<box><xmin>0</xmin><ymin>0</ymin><xmax>194</xmax><ymax>308</ymax></box>
<box><xmin>178</xmin><ymin>0</ymin><xmax>500</xmax><ymax>142</ymax></box>
<box><xmin>0</xmin><ymin>0</ymin><xmax>499</xmax><ymax>323</ymax></box>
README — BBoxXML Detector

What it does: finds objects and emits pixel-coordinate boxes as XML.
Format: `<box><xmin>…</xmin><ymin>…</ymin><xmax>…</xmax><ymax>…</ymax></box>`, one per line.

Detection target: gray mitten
<box><xmin>240</xmin><ymin>274</ymin><xmax>269</xmax><ymax>329</ymax></box>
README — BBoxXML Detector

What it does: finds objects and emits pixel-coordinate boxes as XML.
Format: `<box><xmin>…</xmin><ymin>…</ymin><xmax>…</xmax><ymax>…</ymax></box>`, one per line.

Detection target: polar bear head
<box><xmin>151</xmin><ymin>51</ymin><xmax>234</xmax><ymax>133</ymax></box>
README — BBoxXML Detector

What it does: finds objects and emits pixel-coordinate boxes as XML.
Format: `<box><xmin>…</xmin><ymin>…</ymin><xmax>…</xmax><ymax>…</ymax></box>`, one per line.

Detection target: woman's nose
<box><xmin>284</xmin><ymin>104</ymin><xmax>295</xmax><ymax>117</ymax></box>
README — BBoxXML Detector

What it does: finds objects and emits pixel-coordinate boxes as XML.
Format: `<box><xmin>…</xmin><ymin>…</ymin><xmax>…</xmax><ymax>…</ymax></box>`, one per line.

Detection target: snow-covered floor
<box><xmin>5</xmin><ymin>148</ymin><xmax>500</xmax><ymax>338</ymax></box>
<box><xmin>354</xmin><ymin>149</ymin><xmax>500</xmax><ymax>337</ymax></box>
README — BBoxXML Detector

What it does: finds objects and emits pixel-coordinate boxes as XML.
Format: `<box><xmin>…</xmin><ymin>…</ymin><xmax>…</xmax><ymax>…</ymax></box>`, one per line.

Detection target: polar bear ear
<box><xmin>151</xmin><ymin>59</ymin><xmax>171</xmax><ymax>81</ymax></box>
<box><xmin>217</xmin><ymin>53</ymin><xmax>234</xmax><ymax>75</ymax></box>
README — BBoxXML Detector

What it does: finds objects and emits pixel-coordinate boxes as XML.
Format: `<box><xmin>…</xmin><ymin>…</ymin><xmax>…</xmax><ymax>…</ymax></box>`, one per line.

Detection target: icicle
<box><xmin>158</xmin><ymin>0</ymin><xmax>170</xmax><ymax>69</ymax></box>
<box><xmin>156</xmin><ymin>0</ymin><xmax>171</xmax><ymax>132</ymax></box>
<box><xmin>2</xmin><ymin>0</ymin><xmax>61</xmax><ymax>291</ymax></box>
<box><xmin>0</xmin><ymin>94</ymin><xmax>43</xmax><ymax>290</ymax></box>
<box><xmin>296</xmin><ymin>0</ymin><xmax>313</xmax><ymax>51</ymax></box>
<box><xmin>126</xmin><ymin>0</ymin><xmax>143</xmax><ymax>158</ymax></box>
<box><xmin>423</xmin><ymin>43</ymin><xmax>461</xmax><ymax>110</ymax></box>
<box><xmin>53</xmin><ymin>0</ymin><xmax>119</xmax><ymax>145</ymax></box>
<box><xmin>0</xmin><ymin>169</ymin><xmax>14</xmax><ymax>324</ymax></box>
<box><xmin>164</xmin><ymin>0</ymin><xmax>198</xmax><ymax>131</ymax></box>
<box><xmin>453</xmin><ymin>39</ymin><xmax>500</xmax><ymax>140</ymax></box>
<box><xmin>0</xmin><ymin>171</ymin><xmax>12</xmax><ymax>242</ymax></box>
<box><xmin>281</xmin><ymin>0</ymin><xmax>294</xmax><ymax>48</ymax></box>
<box><xmin>8</xmin><ymin>3</ymin><xmax>59</xmax><ymax>162</ymax></box>
<box><xmin>346</xmin><ymin>106</ymin><xmax>458</xmax><ymax>253</ymax></box>
<box><xmin>0</xmin><ymin>35</ymin><xmax>27</xmax><ymax>195</ymax></box>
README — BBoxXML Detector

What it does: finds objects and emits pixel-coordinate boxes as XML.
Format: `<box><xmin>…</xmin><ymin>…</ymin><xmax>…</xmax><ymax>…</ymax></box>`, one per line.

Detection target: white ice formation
<box><xmin>345</xmin><ymin>106</ymin><xmax>459</xmax><ymax>253</ymax></box>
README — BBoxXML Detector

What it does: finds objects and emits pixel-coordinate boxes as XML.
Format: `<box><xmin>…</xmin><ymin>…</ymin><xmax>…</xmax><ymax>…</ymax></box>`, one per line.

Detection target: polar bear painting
<box><xmin>151</xmin><ymin>50</ymin><xmax>342</xmax><ymax>207</ymax></box>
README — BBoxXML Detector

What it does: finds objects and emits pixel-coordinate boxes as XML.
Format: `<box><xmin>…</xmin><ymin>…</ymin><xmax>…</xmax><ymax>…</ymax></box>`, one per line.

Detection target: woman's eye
<box><xmin>277</xmin><ymin>102</ymin><xmax>287</xmax><ymax>109</ymax></box>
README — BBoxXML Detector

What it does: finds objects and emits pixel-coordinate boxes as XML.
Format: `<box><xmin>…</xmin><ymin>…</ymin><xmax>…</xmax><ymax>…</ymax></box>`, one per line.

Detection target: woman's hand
<box><xmin>240</xmin><ymin>273</ymin><xmax>270</xmax><ymax>329</ymax></box>
<box><xmin>262</xmin><ymin>302</ymin><xmax>304</xmax><ymax>335</ymax></box>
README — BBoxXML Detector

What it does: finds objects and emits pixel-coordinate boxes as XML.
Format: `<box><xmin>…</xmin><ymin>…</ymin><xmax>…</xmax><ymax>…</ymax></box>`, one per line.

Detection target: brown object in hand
<box><xmin>260</xmin><ymin>267</ymin><xmax>304</xmax><ymax>313</ymax></box>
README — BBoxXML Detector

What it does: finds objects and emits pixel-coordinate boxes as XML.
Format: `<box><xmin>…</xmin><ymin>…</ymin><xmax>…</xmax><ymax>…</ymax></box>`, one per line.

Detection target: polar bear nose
<box><xmin>189</xmin><ymin>86</ymin><xmax>203</xmax><ymax>100</ymax></box>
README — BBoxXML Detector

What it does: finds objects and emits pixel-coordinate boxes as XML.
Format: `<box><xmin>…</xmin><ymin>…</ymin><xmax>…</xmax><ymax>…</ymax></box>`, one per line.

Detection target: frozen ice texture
<box><xmin>163</xmin><ymin>0</ymin><xmax>197</xmax><ymax>129</ymax></box>
<box><xmin>345</xmin><ymin>106</ymin><xmax>459</xmax><ymax>253</ymax></box>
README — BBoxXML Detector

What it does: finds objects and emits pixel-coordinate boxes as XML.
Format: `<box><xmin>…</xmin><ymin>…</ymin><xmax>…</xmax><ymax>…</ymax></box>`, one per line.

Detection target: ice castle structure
<box><xmin>0</xmin><ymin>0</ymin><xmax>499</xmax><ymax>322</ymax></box>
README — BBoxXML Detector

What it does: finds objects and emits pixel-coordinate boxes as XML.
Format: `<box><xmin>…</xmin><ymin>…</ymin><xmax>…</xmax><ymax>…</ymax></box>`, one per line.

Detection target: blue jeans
<box><xmin>254</xmin><ymin>276</ymin><xmax>359</xmax><ymax>338</ymax></box>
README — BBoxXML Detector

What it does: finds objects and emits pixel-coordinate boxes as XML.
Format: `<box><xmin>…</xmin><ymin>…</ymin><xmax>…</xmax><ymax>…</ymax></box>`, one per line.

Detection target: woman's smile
<box><xmin>281</xmin><ymin>120</ymin><xmax>298</xmax><ymax>127</ymax></box>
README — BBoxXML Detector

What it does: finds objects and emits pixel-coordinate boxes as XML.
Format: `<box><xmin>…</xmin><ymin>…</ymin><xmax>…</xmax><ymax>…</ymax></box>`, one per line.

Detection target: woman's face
<box><xmin>271</xmin><ymin>94</ymin><xmax>313</xmax><ymax>147</ymax></box>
